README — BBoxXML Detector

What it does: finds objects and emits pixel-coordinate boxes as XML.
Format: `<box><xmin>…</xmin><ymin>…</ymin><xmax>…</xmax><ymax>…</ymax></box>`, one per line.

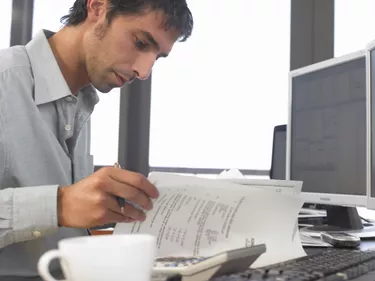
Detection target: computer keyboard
<box><xmin>211</xmin><ymin>248</ymin><xmax>375</xmax><ymax>281</ymax></box>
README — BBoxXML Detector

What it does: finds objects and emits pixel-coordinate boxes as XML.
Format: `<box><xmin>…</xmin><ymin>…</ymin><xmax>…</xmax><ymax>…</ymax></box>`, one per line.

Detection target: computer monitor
<box><xmin>270</xmin><ymin>125</ymin><xmax>287</xmax><ymax>180</ymax></box>
<box><xmin>366</xmin><ymin>40</ymin><xmax>375</xmax><ymax>210</ymax></box>
<box><xmin>286</xmin><ymin>50</ymin><xmax>370</xmax><ymax>233</ymax></box>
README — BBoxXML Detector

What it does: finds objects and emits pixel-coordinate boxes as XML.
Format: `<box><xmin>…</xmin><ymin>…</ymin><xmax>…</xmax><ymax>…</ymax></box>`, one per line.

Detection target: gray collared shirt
<box><xmin>0</xmin><ymin>30</ymin><xmax>99</xmax><ymax>280</ymax></box>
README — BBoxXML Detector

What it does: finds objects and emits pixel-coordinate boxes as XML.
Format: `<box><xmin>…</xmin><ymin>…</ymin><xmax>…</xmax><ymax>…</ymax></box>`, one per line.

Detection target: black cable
<box><xmin>360</xmin><ymin>216</ymin><xmax>371</xmax><ymax>223</ymax></box>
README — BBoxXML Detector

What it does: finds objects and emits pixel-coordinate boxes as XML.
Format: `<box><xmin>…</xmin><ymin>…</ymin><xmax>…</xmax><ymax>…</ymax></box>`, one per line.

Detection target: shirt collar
<box><xmin>25</xmin><ymin>29</ymin><xmax>99</xmax><ymax>107</ymax></box>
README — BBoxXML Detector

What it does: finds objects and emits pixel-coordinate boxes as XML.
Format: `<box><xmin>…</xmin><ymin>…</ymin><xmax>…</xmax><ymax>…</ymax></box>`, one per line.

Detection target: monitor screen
<box><xmin>270</xmin><ymin>125</ymin><xmax>286</xmax><ymax>180</ymax></box>
<box><xmin>289</xmin><ymin>55</ymin><xmax>366</xmax><ymax>204</ymax></box>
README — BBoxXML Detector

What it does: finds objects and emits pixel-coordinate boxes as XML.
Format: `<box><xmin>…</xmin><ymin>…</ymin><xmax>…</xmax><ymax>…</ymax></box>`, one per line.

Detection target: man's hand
<box><xmin>57</xmin><ymin>167</ymin><xmax>159</xmax><ymax>228</ymax></box>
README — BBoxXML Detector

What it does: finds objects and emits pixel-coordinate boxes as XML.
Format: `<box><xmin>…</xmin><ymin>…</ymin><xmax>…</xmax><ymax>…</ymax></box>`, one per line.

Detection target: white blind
<box><xmin>334</xmin><ymin>0</ymin><xmax>375</xmax><ymax>57</ymax></box>
<box><xmin>0</xmin><ymin>0</ymin><xmax>12</xmax><ymax>49</ymax></box>
<box><xmin>149</xmin><ymin>0</ymin><xmax>291</xmax><ymax>170</ymax></box>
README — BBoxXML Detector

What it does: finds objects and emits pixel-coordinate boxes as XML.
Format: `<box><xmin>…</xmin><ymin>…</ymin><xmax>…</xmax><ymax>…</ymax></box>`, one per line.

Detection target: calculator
<box><xmin>151</xmin><ymin>244</ymin><xmax>267</xmax><ymax>281</ymax></box>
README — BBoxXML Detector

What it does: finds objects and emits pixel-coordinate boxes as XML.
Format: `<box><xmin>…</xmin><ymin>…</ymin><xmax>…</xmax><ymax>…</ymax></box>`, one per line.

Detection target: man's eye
<box><xmin>135</xmin><ymin>39</ymin><xmax>148</xmax><ymax>50</ymax></box>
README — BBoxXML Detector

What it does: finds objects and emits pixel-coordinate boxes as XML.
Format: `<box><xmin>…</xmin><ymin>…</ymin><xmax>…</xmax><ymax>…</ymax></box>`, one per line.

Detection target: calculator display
<box><xmin>155</xmin><ymin>256</ymin><xmax>207</xmax><ymax>267</ymax></box>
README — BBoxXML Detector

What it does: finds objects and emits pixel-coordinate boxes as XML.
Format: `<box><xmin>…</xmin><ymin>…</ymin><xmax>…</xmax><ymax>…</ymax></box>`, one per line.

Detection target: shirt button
<box><xmin>33</xmin><ymin>231</ymin><xmax>41</xmax><ymax>238</ymax></box>
<box><xmin>65</xmin><ymin>124</ymin><xmax>71</xmax><ymax>131</ymax></box>
<box><xmin>66</xmin><ymin>96</ymin><xmax>74</xmax><ymax>102</ymax></box>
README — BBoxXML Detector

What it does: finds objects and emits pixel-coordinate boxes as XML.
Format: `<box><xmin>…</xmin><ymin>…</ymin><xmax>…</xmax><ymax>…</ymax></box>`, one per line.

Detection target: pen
<box><xmin>114</xmin><ymin>162</ymin><xmax>125</xmax><ymax>213</ymax></box>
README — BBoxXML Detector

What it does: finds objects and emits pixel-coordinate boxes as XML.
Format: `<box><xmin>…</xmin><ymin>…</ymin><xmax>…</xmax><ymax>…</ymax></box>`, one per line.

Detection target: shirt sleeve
<box><xmin>0</xmin><ymin>186</ymin><xmax>59</xmax><ymax>249</ymax></box>
<box><xmin>0</xmin><ymin>91</ymin><xmax>59</xmax><ymax>249</ymax></box>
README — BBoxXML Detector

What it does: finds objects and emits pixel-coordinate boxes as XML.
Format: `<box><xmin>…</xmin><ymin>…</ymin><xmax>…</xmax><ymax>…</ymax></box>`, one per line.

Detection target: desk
<box><xmin>90</xmin><ymin>226</ymin><xmax>375</xmax><ymax>261</ymax></box>
<box><xmin>92</xmin><ymin>228</ymin><xmax>375</xmax><ymax>251</ymax></box>
<box><xmin>304</xmin><ymin>239</ymin><xmax>375</xmax><ymax>255</ymax></box>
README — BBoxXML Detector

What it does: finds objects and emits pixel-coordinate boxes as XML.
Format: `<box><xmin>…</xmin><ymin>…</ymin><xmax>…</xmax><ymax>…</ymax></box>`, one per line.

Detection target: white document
<box><xmin>299</xmin><ymin>232</ymin><xmax>332</xmax><ymax>248</ymax></box>
<box><xmin>114</xmin><ymin>173</ymin><xmax>306</xmax><ymax>268</ymax></box>
<box><xmin>221</xmin><ymin>178</ymin><xmax>303</xmax><ymax>196</ymax></box>
<box><xmin>217</xmin><ymin>168</ymin><xmax>247</xmax><ymax>179</ymax></box>
<box><xmin>217</xmin><ymin>168</ymin><xmax>303</xmax><ymax>196</ymax></box>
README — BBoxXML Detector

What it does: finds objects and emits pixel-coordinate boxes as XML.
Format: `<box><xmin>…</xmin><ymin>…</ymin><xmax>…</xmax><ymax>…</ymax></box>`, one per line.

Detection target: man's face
<box><xmin>82</xmin><ymin>4</ymin><xmax>179</xmax><ymax>93</ymax></box>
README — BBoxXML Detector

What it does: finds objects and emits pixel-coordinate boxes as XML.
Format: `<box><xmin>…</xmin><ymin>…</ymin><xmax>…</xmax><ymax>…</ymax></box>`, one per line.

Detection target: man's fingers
<box><xmin>104</xmin><ymin>209</ymin><xmax>134</xmax><ymax>224</ymax></box>
<box><xmin>103</xmin><ymin>176</ymin><xmax>153</xmax><ymax>211</ymax></box>
<box><xmin>106</xmin><ymin>195</ymin><xmax>146</xmax><ymax>222</ymax></box>
<box><xmin>121</xmin><ymin>202</ymin><xmax>146</xmax><ymax>221</ymax></box>
<box><xmin>107</xmin><ymin>168</ymin><xmax>159</xmax><ymax>199</ymax></box>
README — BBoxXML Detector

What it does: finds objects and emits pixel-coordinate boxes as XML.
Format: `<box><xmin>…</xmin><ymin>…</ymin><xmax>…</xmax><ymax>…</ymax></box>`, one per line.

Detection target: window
<box><xmin>149</xmin><ymin>0</ymin><xmax>291</xmax><ymax>171</ymax></box>
<box><xmin>32</xmin><ymin>0</ymin><xmax>73</xmax><ymax>35</ymax></box>
<box><xmin>90</xmin><ymin>91</ymin><xmax>120</xmax><ymax>166</ymax></box>
<box><xmin>334</xmin><ymin>0</ymin><xmax>375</xmax><ymax>57</ymax></box>
<box><xmin>32</xmin><ymin>0</ymin><xmax>121</xmax><ymax>166</ymax></box>
<box><xmin>0</xmin><ymin>0</ymin><xmax>12</xmax><ymax>49</ymax></box>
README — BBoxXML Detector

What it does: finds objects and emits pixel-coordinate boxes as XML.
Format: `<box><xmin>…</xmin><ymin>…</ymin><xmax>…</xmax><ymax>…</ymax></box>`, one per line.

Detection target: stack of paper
<box><xmin>299</xmin><ymin>232</ymin><xmax>332</xmax><ymax>247</ymax></box>
<box><xmin>114</xmin><ymin>171</ymin><xmax>307</xmax><ymax>268</ymax></box>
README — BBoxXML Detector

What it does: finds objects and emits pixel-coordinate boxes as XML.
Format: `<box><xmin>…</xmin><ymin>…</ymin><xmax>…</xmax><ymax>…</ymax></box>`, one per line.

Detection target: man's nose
<box><xmin>133</xmin><ymin>56</ymin><xmax>155</xmax><ymax>80</ymax></box>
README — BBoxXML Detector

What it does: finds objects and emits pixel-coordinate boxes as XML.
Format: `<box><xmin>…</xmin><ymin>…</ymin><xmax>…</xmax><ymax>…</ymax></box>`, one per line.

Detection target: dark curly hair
<box><xmin>60</xmin><ymin>0</ymin><xmax>193</xmax><ymax>42</ymax></box>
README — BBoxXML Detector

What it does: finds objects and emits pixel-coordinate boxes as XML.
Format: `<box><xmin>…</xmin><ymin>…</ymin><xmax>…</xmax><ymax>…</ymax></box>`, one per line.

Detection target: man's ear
<box><xmin>86</xmin><ymin>0</ymin><xmax>106</xmax><ymax>23</ymax></box>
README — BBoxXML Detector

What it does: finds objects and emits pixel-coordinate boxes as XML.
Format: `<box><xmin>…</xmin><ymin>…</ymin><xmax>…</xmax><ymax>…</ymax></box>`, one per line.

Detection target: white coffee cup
<box><xmin>37</xmin><ymin>234</ymin><xmax>156</xmax><ymax>281</ymax></box>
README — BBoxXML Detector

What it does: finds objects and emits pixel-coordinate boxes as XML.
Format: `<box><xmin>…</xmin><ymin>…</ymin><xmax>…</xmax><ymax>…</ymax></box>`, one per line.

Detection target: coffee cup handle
<box><xmin>37</xmin><ymin>250</ymin><xmax>67</xmax><ymax>281</ymax></box>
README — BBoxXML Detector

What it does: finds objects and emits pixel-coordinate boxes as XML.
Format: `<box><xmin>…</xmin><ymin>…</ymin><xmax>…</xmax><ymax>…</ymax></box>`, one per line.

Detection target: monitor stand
<box><xmin>302</xmin><ymin>206</ymin><xmax>375</xmax><ymax>238</ymax></box>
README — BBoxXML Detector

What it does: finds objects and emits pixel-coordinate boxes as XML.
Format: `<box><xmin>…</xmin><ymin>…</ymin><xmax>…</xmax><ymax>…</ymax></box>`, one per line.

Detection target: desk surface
<box><xmin>304</xmin><ymin>239</ymin><xmax>375</xmax><ymax>256</ymax></box>
<box><xmin>92</xmin><ymin>228</ymin><xmax>375</xmax><ymax>250</ymax></box>
<box><xmin>91</xmin><ymin>227</ymin><xmax>375</xmax><ymax>257</ymax></box>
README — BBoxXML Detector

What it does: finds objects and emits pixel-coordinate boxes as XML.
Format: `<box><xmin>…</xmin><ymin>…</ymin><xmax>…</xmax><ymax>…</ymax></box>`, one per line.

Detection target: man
<box><xmin>0</xmin><ymin>0</ymin><xmax>193</xmax><ymax>280</ymax></box>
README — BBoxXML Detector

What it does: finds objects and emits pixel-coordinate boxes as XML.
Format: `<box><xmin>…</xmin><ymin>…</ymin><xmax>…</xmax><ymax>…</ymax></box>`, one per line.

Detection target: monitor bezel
<box><xmin>286</xmin><ymin>49</ymin><xmax>367</xmax><ymax>207</ymax></box>
<box><xmin>366</xmin><ymin>39</ymin><xmax>375</xmax><ymax>210</ymax></box>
